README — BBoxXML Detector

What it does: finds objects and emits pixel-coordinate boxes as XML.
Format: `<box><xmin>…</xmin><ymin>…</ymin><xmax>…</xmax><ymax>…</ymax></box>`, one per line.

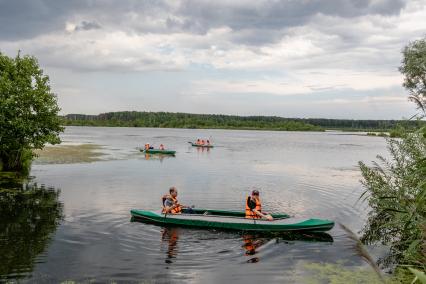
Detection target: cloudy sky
<box><xmin>1</xmin><ymin>0</ymin><xmax>425</xmax><ymax>119</ymax></box>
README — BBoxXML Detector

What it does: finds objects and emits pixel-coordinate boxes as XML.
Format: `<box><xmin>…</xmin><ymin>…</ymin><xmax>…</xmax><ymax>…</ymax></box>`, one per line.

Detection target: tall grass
<box><xmin>359</xmin><ymin>127</ymin><xmax>426</xmax><ymax>273</ymax></box>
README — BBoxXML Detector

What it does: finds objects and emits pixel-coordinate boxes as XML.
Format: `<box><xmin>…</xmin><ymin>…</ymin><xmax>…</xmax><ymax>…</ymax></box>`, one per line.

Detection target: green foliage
<box><xmin>62</xmin><ymin>111</ymin><xmax>426</xmax><ymax>131</ymax></box>
<box><xmin>0</xmin><ymin>51</ymin><xmax>64</xmax><ymax>172</ymax></box>
<box><xmin>358</xmin><ymin>128</ymin><xmax>426</xmax><ymax>268</ymax></box>
<box><xmin>409</xmin><ymin>268</ymin><xmax>426</xmax><ymax>284</ymax></box>
<box><xmin>63</xmin><ymin>111</ymin><xmax>323</xmax><ymax>131</ymax></box>
<box><xmin>400</xmin><ymin>37</ymin><xmax>426</xmax><ymax>115</ymax></box>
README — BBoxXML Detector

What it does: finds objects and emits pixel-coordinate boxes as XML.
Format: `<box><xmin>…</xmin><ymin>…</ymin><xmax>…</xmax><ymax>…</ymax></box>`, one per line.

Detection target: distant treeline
<box><xmin>61</xmin><ymin>111</ymin><xmax>425</xmax><ymax>131</ymax></box>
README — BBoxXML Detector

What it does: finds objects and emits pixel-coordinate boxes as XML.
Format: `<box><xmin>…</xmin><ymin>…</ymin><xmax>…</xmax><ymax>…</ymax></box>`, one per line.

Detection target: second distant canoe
<box><xmin>190</xmin><ymin>143</ymin><xmax>214</xmax><ymax>148</ymax></box>
<box><xmin>141</xmin><ymin>149</ymin><xmax>176</xmax><ymax>155</ymax></box>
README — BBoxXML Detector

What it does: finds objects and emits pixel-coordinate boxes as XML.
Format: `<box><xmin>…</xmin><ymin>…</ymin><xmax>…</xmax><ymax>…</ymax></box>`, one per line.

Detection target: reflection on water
<box><xmin>196</xmin><ymin>146</ymin><xmax>211</xmax><ymax>153</ymax></box>
<box><xmin>161</xmin><ymin>227</ymin><xmax>179</xmax><ymax>264</ymax></box>
<box><xmin>243</xmin><ymin>234</ymin><xmax>266</xmax><ymax>263</ymax></box>
<box><xmin>158</xmin><ymin>224</ymin><xmax>333</xmax><ymax>266</ymax></box>
<box><xmin>142</xmin><ymin>152</ymin><xmax>176</xmax><ymax>162</ymax></box>
<box><xmin>0</xmin><ymin>175</ymin><xmax>63</xmax><ymax>281</ymax></box>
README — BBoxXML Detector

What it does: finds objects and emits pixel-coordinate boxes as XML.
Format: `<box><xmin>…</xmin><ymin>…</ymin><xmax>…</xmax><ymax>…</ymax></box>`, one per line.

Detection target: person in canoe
<box><xmin>201</xmin><ymin>139</ymin><xmax>205</xmax><ymax>145</ymax></box>
<box><xmin>145</xmin><ymin>143</ymin><xmax>154</xmax><ymax>150</ymax></box>
<box><xmin>162</xmin><ymin>187</ymin><xmax>188</xmax><ymax>214</ymax></box>
<box><xmin>206</xmin><ymin>139</ymin><xmax>211</xmax><ymax>146</ymax></box>
<box><xmin>196</xmin><ymin>139</ymin><xmax>201</xmax><ymax>145</ymax></box>
<box><xmin>159</xmin><ymin>144</ymin><xmax>165</xmax><ymax>150</ymax></box>
<box><xmin>246</xmin><ymin>190</ymin><xmax>273</xmax><ymax>221</ymax></box>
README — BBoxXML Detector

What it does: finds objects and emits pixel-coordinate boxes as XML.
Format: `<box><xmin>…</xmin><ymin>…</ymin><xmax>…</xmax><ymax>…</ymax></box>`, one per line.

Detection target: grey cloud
<box><xmin>75</xmin><ymin>21</ymin><xmax>101</xmax><ymax>31</ymax></box>
<box><xmin>0</xmin><ymin>0</ymin><xmax>165</xmax><ymax>39</ymax></box>
<box><xmin>176</xmin><ymin>0</ymin><xmax>406</xmax><ymax>31</ymax></box>
<box><xmin>0</xmin><ymin>0</ymin><xmax>408</xmax><ymax>41</ymax></box>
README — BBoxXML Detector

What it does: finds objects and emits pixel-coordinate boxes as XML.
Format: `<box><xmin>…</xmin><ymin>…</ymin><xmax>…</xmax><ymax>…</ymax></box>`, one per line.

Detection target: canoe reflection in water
<box><xmin>156</xmin><ymin>224</ymin><xmax>334</xmax><ymax>265</ymax></box>
<box><xmin>142</xmin><ymin>153</ymin><xmax>175</xmax><ymax>162</ymax></box>
<box><xmin>241</xmin><ymin>232</ymin><xmax>333</xmax><ymax>264</ymax></box>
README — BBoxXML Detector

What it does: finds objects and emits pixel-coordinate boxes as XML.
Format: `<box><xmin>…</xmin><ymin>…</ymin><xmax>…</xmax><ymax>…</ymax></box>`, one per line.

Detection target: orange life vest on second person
<box><xmin>162</xmin><ymin>195</ymin><xmax>182</xmax><ymax>214</ymax></box>
<box><xmin>245</xmin><ymin>196</ymin><xmax>262</xmax><ymax>219</ymax></box>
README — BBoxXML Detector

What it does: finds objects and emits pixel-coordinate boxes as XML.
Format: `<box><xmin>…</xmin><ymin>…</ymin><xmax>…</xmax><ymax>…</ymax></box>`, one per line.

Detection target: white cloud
<box><xmin>188</xmin><ymin>70</ymin><xmax>402</xmax><ymax>96</ymax></box>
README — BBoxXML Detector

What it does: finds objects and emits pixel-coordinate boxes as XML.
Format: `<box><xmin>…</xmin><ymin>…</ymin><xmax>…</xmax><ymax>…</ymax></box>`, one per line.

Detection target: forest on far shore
<box><xmin>62</xmin><ymin>111</ymin><xmax>425</xmax><ymax>132</ymax></box>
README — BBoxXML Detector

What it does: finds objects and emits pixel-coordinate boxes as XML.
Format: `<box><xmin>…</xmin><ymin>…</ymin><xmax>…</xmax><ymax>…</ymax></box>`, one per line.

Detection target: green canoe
<box><xmin>140</xmin><ymin>149</ymin><xmax>176</xmax><ymax>155</ymax></box>
<box><xmin>190</xmin><ymin>143</ymin><xmax>214</xmax><ymax>148</ymax></box>
<box><xmin>130</xmin><ymin>208</ymin><xmax>334</xmax><ymax>232</ymax></box>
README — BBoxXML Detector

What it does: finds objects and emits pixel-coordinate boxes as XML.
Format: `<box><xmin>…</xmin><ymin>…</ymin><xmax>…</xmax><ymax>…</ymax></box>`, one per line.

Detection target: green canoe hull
<box><xmin>130</xmin><ymin>208</ymin><xmax>334</xmax><ymax>232</ymax></box>
<box><xmin>141</xmin><ymin>149</ymin><xmax>176</xmax><ymax>155</ymax></box>
<box><xmin>191</xmin><ymin>143</ymin><xmax>214</xmax><ymax>148</ymax></box>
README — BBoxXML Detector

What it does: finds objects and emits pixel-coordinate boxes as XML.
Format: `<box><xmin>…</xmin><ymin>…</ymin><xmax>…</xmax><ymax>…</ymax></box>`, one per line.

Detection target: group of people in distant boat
<box><xmin>195</xmin><ymin>139</ymin><xmax>211</xmax><ymax>146</ymax></box>
<box><xmin>144</xmin><ymin>143</ymin><xmax>166</xmax><ymax>150</ymax></box>
<box><xmin>161</xmin><ymin>187</ymin><xmax>273</xmax><ymax>221</ymax></box>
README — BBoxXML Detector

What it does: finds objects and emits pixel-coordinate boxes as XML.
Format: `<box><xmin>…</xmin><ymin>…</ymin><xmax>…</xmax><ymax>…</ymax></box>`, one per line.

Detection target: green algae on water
<box><xmin>34</xmin><ymin>144</ymin><xmax>106</xmax><ymax>164</ymax></box>
<box><xmin>299</xmin><ymin>262</ymin><xmax>397</xmax><ymax>284</ymax></box>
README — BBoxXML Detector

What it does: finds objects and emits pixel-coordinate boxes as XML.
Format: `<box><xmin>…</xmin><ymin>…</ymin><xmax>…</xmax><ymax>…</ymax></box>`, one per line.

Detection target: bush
<box><xmin>359</xmin><ymin>128</ymin><xmax>426</xmax><ymax>269</ymax></box>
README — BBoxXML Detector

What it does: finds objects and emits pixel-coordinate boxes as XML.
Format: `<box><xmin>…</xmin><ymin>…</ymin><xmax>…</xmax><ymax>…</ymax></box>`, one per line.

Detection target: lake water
<box><xmin>1</xmin><ymin>126</ymin><xmax>388</xmax><ymax>283</ymax></box>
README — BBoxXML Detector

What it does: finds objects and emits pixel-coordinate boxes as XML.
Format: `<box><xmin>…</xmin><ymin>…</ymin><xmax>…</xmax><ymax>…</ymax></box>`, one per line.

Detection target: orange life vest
<box><xmin>162</xmin><ymin>195</ymin><xmax>182</xmax><ymax>214</ymax></box>
<box><xmin>245</xmin><ymin>196</ymin><xmax>261</xmax><ymax>219</ymax></box>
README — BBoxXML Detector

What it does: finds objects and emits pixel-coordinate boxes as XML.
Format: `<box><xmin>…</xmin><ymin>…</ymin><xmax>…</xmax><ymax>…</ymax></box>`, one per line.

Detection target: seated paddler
<box><xmin>245</xmin><ymin>190</ymin><xmax>273</xmax><ymax>221</ymax></box>
<box><xmin>162</xmin><ymin>187</ymin><xmax>191</xmax><ymax>214</ymax></box>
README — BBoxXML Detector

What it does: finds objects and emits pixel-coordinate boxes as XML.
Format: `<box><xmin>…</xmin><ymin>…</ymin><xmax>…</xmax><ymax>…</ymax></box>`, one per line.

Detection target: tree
<box><xmin>0</xmin><ymin>52</ymin><xmax>63</xmax><ymax>172</ymax></box>
<box><xmin>400</xmin><ymin>37</ymin><xmax>426</xmax><ymax>116</ymax></box>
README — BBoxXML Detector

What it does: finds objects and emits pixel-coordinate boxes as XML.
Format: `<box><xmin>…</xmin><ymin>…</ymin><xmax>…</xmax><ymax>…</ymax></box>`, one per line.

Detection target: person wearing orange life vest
<box><xmin>196</xmin><ymin>139</ymin><xmax>201</xmax><ymax>145</ymax></box>
<box><xmin>145</xmin><ymin>143</ymin><xmax>150</xmax><ymax>150</ymax></box>
<box><xmin>245</xmin><ymin>190</ymin><xmax>273</xmax><ymax>221</ymax></box>
<box><xmin>162</xmin><ymin>187</ymin><xmax>185</xmax><ymax>214</ymax></box>
<box><xmin>201</xmin><ymin>139</ymin><xmax>205</xmax><ymax>145</ymax></box>
<box><xmin>159</xmin><ymin>144</ymin><xmax>165</xmax><ymax>150</ymax></box>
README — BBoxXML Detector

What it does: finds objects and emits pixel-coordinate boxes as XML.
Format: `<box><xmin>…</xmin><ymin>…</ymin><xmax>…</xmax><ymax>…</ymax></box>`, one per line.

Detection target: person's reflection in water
<box><xmin>196</xmin><ymin>147</ymin><xmax>210</xmax><ymax>153</ymax></box>
<box><xmin>161</xmin><ymin>227</ymin><xmax>179</xmax><ymax>264</ymax></box>
<box><xmin>242</xmin><ymin>234</ymin><xmax>266</xmax><ymax>263</ymax></box>
<box><xmin>144</xmin><ymin>153</ymin><xmax>166</xmax><ymax>162</ymax></box>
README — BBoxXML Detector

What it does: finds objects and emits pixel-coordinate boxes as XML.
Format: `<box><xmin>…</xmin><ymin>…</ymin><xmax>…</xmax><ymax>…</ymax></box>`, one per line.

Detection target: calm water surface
<box><xmin>1</xmin><ymin>126</ymin><xmax>388</xmax><ymax>283</ymax></box>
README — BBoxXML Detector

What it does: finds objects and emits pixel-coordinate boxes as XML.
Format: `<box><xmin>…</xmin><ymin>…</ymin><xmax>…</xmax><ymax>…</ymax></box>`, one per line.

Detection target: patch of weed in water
<box><xmin>34</xmin><ymin>144</ymin><xmax>106</xmax><ymax>164</ymax></box>
<box><xmin>299</xmin><ymin>262</ymin><xmax>398</xmax><ymax>284</ymax></box>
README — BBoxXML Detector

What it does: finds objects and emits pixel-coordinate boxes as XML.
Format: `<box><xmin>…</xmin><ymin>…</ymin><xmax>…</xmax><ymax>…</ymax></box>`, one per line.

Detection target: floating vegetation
<box><xmin>34</xmin><ymin>144</ymin><xmax>106</xmax><ymax>164</ymax></box>
<box><xmin>300</xmin><ymin>262</ymin><xmax>391</xmax><ymax>284</ymax></box>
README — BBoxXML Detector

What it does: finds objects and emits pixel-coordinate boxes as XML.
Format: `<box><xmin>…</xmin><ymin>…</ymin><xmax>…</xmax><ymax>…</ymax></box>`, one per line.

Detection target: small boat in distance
<box><xmin>130</xmin><ymin>208</ymin><xmax>334</xmax><ymax>232</ymax></box>
<box><xmin>189</xmin><ymin>142</ymin><xmax>214</xmax><ymax>148</ymax></box>
<box><xmin>140</xmin><ymin>148</ymin><xmax>176</xmax><ymax>155</ymax></box>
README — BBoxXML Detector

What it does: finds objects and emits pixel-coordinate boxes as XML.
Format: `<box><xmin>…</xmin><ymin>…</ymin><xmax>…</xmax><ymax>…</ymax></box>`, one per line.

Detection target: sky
<box><xmin>1</xmin><ymin>0</ymin><xmax>425</xmax><ymax>119</ymax></box>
